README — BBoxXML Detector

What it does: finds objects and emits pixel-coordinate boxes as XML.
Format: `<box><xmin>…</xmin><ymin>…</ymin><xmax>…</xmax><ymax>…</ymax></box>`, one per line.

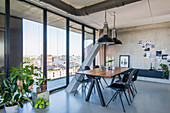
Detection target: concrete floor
<box><xmin>1</xmin><ymin>79</ymin><xmax>170</xmax><ymax>113</ymax></box>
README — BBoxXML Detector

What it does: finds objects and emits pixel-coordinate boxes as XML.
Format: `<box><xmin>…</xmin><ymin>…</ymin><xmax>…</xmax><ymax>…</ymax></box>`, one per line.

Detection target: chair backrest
<box><xmin>132</xmin><ymin>69</ymin><xmax>139</xmax><ymax>81</ymax></box>
<box><xmin>85</xmin><ymin>66</ymin><xmax>90</xmax><ymax>70</ymax></box>
<box><xmin>84</xmin><ymin>66</ymin><xmax>93</xmax><ymax>79</ymax></box>
<box><xmin>126</xmin><ymin>69</ymin><xmax>136</xmax><ymax>85</ymax></box>
<box><xmin>93</xmin><ymin>65</ymin><xmax>99</xmax><ymax>69</ymax></box>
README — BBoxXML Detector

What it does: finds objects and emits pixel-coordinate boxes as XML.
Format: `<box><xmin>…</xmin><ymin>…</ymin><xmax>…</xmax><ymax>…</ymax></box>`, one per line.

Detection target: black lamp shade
<box><xmin>97</xmin><ymin>35</ymin><xmax>114</xmax><ymax>44</ymax></box>
<box><xmin>114</xmin><ymin>39</ymin><xmax>122</xmax><ymax>44</ymax></box>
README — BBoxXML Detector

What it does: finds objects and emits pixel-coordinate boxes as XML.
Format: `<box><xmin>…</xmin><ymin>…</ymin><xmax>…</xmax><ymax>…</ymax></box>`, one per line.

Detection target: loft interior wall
<box><xmin>0</xmin><ymin>14</ymin><xmax>22</xmax><ymax>69</ymax></box>
<box><xmin>106</xmin><ymin>21</ymin><xmax>170</xmax><ymax>70</ymax></box>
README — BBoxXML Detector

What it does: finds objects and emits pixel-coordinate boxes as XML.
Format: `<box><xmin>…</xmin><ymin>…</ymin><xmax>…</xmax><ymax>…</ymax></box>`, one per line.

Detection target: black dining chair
<box><xmin>74</xmin><ymin>66</ymin><xmax>93</xmax><ymax>97</ymax></box>
<box><xmin>115</xmin><ymin>69</ymin><xmax>139</xmax><ymax>98</ymax></box>
<box><xmin>106</xmin><ymin>69</ymin><xmax>136</xmax><ymax>112</ymax></box>
<box><xmin>131</xmin><ymin>69</ymin><xmax>139</xmax><ymax>95</ymax></box>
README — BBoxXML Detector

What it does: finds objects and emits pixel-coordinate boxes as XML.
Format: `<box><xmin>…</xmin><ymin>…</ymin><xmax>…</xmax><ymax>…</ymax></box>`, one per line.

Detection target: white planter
<box><xmin>5</xmin><ymin>104</ymin><xmax>19</xmax><ymax>113</ymax></box>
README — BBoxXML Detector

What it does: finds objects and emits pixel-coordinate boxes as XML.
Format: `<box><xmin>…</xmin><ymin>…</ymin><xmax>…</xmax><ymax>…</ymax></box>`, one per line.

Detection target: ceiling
<box><xmin>0</xmin><ymin>0</ymin><xmax>170</xmax><ymax>30</ymax></box>
<box><xmin>74</xmin><ymin>0</ymin><xmax>170</xmax><ymax>29</ymax></box>
<box><xmin>61</xmin><ymin>0</ymin><xmax>105</xmax><ymax>9</ymax></box>
<box><xmin>34</xmin><ymin>0</ymin><xmax>170</xmax><ymax>29</ymax></box>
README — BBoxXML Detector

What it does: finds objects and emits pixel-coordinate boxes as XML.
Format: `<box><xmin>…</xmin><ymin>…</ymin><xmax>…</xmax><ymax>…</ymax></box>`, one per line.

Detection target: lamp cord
<box><xmin>105</xmin><ymin>10</ymin><xmax>107</xmax><ymax>22</ymax></box>
<box><xmin>114</xmin><ymin>12</ymin><xmax>116</xmax><ymax>28</ymax></box>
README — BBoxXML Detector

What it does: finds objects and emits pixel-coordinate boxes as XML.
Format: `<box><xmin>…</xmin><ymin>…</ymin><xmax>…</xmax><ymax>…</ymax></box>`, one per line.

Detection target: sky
<box><xmin>23</xmin><ymin>19</ymin><xmax>93</xmax><ymax>57</ymax></box>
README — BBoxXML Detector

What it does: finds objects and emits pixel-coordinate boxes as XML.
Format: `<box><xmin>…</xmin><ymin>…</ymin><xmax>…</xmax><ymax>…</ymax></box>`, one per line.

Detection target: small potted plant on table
<box><xmin>36</xmin><ymin>75</ymin><xmax>50</xmax><ymax>93</ymax></box>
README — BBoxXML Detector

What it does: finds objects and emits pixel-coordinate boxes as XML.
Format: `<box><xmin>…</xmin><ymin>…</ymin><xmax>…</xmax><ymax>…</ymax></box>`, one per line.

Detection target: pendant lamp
<box><xmin>97</xmin><ymin>10</ymin><xmax>114</xmax><ymax>44</ymax></box>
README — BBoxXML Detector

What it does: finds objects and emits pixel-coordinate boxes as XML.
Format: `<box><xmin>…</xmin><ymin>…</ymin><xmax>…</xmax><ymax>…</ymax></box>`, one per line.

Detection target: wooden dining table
<box><xmin>76</xmin><ymin>67</ymin><xmax>131</xmax><ymax>107</ymax></box>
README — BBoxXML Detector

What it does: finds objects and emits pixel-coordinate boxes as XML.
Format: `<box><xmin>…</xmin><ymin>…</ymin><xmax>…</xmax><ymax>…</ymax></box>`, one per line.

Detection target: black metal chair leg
<box><xmin>123</xmin><ymin>91</ymin><xmax>130</xmax><ymax>105</ymax></box>
<box><xmin>129</xmin><ymin>86</ymin><xmax>134</xmax><ymax>98</ymax></box>
<box><xmin>119</xmin><ymin>92</ymin><xmax>126</xmax><ymax>112</ymax></box>
<box><xmin>112</xmin><ymin>92</ymin><xmax>118</xmax><ymax>101</ymax></box>
<box><xmin>106</xmin><ymin>92</ymin><xmax>118</xmax><ymax>107</ymax></box>
<box><xmin>133</xmin><ymin>83</ymin><xmax>137</xmax><ymax>93</ymax></box>
<box><xmin>130</xmin><ymin>84</ymin><xmax>136</xmax><ymax>96</ymax></box>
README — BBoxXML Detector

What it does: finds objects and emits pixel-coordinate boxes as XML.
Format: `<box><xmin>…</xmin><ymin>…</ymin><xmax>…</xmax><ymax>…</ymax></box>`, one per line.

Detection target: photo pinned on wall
<box><xmin>151</xmin><ymin>48</ymin><xmax>156</xmax><ymax>55</ymax></box>
<box><xmin>151</xmin><ymin>44</ymin><xmax>155</xmax><ymax>48</ymax></box>
<box><xmin>138</xmin><ymin>40</ymin><xmax>142</xmax><ymax>45</ymax></box>
<box><xmin>167</xmin><ymin>56</ymin><xmax>170</xmax><ymax>62</ymax></box>
<box><xmin>156</xmin><ymin>51</ymin><xmax>162</xmax><ymax>57</ymax></box>
<box><xmin>162</xmin><ymin>54</ymin><xmax>168</xmax><ymax>60</ymax></box>
<box><xmin>143</xmin><ymin>53</ymin><xmax>151</xmax><ymax>60</ymax></box>
<box><xmin>144</xmin><ymin>48</ymin><xmax>150</xmax><ymax>51</ymax></box>
<box><xmin>119</xmin><ymin>55</ymin><xmax>130</xmax><ymax>68</ymax></box>
<box><xmin>143</xmin><ymin>53</ymin><xmax>147</xmax><ymax>57</ymax></box>
<box><xmin>146</xmin><ymin>41</ymin><xmax>151</xmax><ymax>48</ymax></box>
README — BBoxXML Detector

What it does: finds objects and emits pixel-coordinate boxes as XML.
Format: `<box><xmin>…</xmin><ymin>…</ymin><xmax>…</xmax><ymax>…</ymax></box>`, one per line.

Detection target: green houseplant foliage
<box><xmin>36</xmin><ymin>75</ymin><xmax>50</xmax><ymax>86</ymax></box>
<box><xmin>160</xmin><ymin>64</ymin><xmax>169</xmax><ymax>79</ymax></box>
<box><xmin>106</xmin><ymin>60</ymin><xmax>114</xmax><ymax>63</ymax></box>
<box><xmin>0</xmin><ymin>62</ymin><xmax>41</xmax><ymax>108</ymax></box>
<box><xmin>34</xmin><ymin>98</ymin><xmax>49</xmax><ymax>109</ymax></box>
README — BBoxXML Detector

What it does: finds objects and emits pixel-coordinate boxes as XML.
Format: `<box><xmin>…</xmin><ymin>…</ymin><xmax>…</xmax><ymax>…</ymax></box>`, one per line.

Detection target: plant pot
<box><xmin>40</xmin><ymin>84</ymin><xmax>47</xmax><ymax>92</ymax></box>
<box><xmin>36</xmin><ymin>87</ymin><xmax>41</xmax><ymax>94</ymax></box>
<box><xmin>34</xmin><ymin>105</ymin><xmax>49</xmax><ymax>112</ymax></box>
<box><xmin>4</xmin><ymin>104</ymin><xmax>18</xmax><ymax>113</ymax></box>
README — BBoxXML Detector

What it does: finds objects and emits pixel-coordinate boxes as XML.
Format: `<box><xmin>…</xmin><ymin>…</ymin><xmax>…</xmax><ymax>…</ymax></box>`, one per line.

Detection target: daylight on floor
<box><xmin>0</xmin><ymin>0</ymin><xmax>170</xmax><ymax>113</ymax></box>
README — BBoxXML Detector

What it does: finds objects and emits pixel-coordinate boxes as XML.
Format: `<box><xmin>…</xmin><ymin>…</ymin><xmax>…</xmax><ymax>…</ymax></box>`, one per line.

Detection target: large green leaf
<box><xmin>21</xmin><ymin>97</ymin><xmax>31</xmax><ymax>102</ymax></box>
<box><xmin>3</xmin><ymin>79</ymin><xmax>10</xmax><ymax>88</ymax></box>
<box><xmin>14</xmin><ymin>94</ymin><xmax>20</xmax><ymax>102</ymax></box>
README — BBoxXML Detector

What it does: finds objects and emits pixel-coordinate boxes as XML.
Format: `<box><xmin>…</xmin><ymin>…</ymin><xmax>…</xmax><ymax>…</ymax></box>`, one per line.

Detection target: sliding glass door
<box><xmin>69</xmin><ymin>21</ymin><xmax>82</xmax><ymax>78</ymax></box>
<box><xmin>47</xmin><ymin>11</ymin><xmax>66</xmax><ymax>90</ymax></box>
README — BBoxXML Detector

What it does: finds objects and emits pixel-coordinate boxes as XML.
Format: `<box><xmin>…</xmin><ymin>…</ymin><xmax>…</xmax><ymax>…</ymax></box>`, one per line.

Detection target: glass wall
<box><xmin>47</xmin><ymin>11</ymin><xmax>66</xmax><ymax>90</ymax></box>
<box><xmin>69</xmin><ymin>21</ymin><xmax>82</xmax><ymax>76</ymax></box>
<box><xmin>0</xmin><ymin>0</ymin><xmax>5</xmax><ymax>79</ymax></box>
<box><xmin>84</xmin><ymin>27</ymin><xmax>93</xmax><ymax>60</ymax></box>
<box><xmin>15</xmin><ymin>1</ymin><xmax>44</xmax><ymax>89</ymax></box>
<box><xmin>0</xmin><ymin>0</ymin><xmax>95</xmax><ymax>91</ymax></box>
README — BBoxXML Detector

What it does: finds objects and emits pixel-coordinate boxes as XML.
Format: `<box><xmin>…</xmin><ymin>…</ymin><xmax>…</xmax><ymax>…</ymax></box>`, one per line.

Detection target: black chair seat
<box><xmin>81</xmin><ymin>78</ymin><xmax>92</xmax><ymax>83</ymax></box>
<box><xmin>108</xmin><ymin>82</ymin><xmax>126</xmax><ymax>89</ymax></box>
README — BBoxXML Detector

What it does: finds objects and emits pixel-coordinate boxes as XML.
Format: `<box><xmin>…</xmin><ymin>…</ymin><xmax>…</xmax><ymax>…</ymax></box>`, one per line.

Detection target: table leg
<box><xmin>86</xmin><ymin>79</ymin><xmax>95</xmax><ymax>101</ymax></box>
<box><xmin>95</xmin><ymin>79</ymin><xmax>106</xmax><ymax>106</ymax></box>
<box><xmin>118</xmin><ymin>74</ymin><xmax>121</xmax><ymax>80</ymax></box>
<box><xmin>110</xmin><ymin>76</ymin><xmax>115</xmax><ymax>85</ymax></box>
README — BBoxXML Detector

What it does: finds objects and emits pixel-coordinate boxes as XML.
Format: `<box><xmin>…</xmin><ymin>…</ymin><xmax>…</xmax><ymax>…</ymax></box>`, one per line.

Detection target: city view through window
<box><xmin>23</xmin><ymin>19</ymin><xmax>94</xmax><ymax>90</ymax></box>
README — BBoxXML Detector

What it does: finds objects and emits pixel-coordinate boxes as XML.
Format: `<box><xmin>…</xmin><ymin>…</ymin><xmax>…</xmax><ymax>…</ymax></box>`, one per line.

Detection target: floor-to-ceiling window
<box><xmin>47</xmin><ymin>11</ymin><xmax>66</xmax><ymax>90</ymax></box>
<box><xmin>16</xmin><ymin>1</ymin><xmax>44</xmax><ymax>89</ymax></box>
<box><xmin>0</xmin><ymin>0</ymin><xmax>96</xmax><ymax>91</ymax></box>
<box><xmin>0</xmin><ymin>0</ymin><xmax>5</xmax><ymax>79</ymax></box>
<box><xmin>69</xmin><ymin>21</ymin><xmax>82</xmax><ymax>77</ymax></box>
<box><xmin>84</xmin><ymin>27</ymin><xmax>93</xmax><ymax>67</ymax></box>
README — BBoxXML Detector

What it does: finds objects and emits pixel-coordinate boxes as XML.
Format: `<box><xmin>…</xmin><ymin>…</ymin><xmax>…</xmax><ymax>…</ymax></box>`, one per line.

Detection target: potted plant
<box><xmin>160</xmin><ymin>64</ymin><xmax>169</xmax><ymax>79</ymax></box>
<box><xmin>100</xmin><ymin>64</ymin><xmax>104</xmax><ymax>69</ymax></box>
<box><xmin>36</xmin><ymin>75</ymin><xmax>50</xmax><ymax>92</ymax></box>
<box><xmin>106</xmin><ymin>60</ymin><xmax>114</xmax><ymax>70</ymax></box>
<box><xmin>0</xmin><ymin>75</ymin><xmax>32</xmax><ymax>113</ymax></box>
<box><xmin>34</xmin><ymin>98</ymin><xmax>49</xmax><ymax>109</ymax></box>
<box><xmin>36</xmin><ymin>82</ymin><xmax>42</xmax><ymax>94</ymax></box>
<box><xmin>0</xmin><ymin>62</ymin><xmax>41</xmax><ymax>113</ymax></box>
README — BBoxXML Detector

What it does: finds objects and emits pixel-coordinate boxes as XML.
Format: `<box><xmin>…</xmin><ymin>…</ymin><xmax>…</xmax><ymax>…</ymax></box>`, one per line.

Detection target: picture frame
<box><xmin>162</xmin><ymin>54</ymin><xmax>168</xmax><ymax>60</ymax></box>
<box><xmin>119</xmin><ymin>55</ymin><xmax>130</xmax><ymax>68</ymax></box>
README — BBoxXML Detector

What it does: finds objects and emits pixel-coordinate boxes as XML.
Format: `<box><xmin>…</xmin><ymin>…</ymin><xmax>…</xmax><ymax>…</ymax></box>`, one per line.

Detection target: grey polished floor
<box><xmin>1</xmin><ymin>79</ymin><xmax>170</xmax><ymax>113</ymax></box>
